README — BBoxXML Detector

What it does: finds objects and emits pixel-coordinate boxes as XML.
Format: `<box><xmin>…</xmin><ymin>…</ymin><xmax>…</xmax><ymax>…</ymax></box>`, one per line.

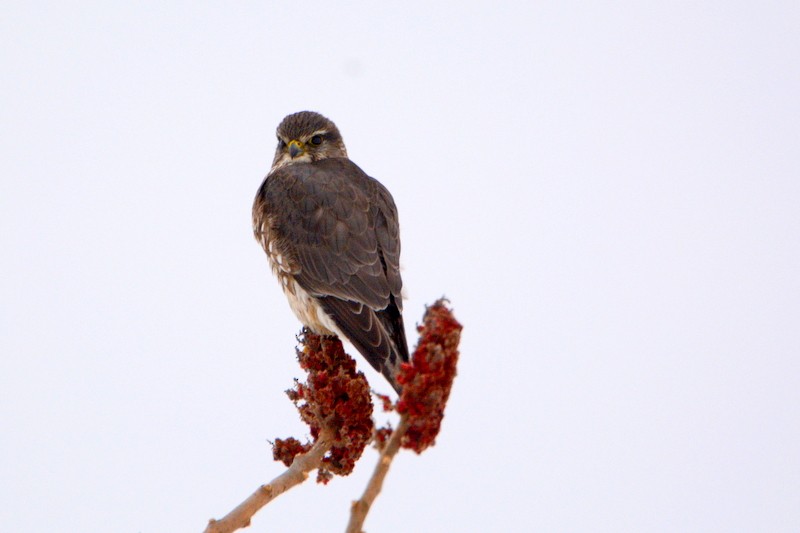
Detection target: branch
<box><xmin>345</xmin><ymin>415</ymin><xmax>410</xmax><ymax>533</ymax></box>
<box><xmin>204</xmin><ymin>428</ymin><xmax>335</xmax><ymax>533</ymax></box>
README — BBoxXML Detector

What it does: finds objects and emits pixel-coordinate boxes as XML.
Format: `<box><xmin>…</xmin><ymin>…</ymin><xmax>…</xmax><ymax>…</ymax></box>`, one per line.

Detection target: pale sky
<box><xmin>2</xmin><ymin>2</ymin><xmax>799</xmax><ymax>532</ymax></box>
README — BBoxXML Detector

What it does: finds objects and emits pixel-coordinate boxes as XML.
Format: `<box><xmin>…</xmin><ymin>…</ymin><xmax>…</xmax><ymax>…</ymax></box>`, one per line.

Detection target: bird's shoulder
<box><xmin>260</xmin><ymin>158</ymin><xmax>396</xmax><ymax>219</ymax></box>
<box><xmin>267</xmin><ymin>157</ymin><xmax>368</xmax><ymax>185</ymax></box>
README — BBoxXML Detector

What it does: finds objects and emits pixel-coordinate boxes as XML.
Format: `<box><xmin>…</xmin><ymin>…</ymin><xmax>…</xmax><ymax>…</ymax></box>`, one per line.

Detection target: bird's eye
<box><xmin>310</xmin><ymin>135</ymin><xmax>323</xmax><ymax>145</ymax></box>
<box><xmin>277</xmin><ymin>137</ymin><xmax>286</xmax><ymax>148</ymax></box>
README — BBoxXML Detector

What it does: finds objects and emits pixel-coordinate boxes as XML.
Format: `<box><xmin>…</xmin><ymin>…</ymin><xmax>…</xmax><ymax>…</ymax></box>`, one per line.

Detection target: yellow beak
<box><xmin>288</xmin><ymin>140</ymin><xmax>304</xmax><ymax>158</ymax></box>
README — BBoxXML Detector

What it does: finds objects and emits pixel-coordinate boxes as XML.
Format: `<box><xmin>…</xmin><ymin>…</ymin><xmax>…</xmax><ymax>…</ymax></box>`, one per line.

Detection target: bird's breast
<box><xmin>253</xmin><ymin>204</ymin><xmax>340</xmax><ymax>337</ymax></box>
<box><xmin>281</xmin><ymin>277</ymin><xmax>342</xmax><ymax>337</ymax></box>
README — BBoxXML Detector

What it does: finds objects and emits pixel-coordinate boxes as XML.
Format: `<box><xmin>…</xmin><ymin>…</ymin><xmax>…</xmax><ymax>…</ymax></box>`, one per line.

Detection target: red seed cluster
<box><xmin>374</xmin><ymin>392</ymin><xmax>395</xmax><ymax>413</ymax></box>
<box><xmin>272</xmin><ymin>437</ymin><xmax>311</xmax><ymax>467</ymax></box>
<box><xmin>396</xmin><ymin>299</ymin><xmax>462</xmax><ymax>453</ymax></box>
<box><xmin>373</xmin><ymin>424</ymin><xmax>394</xmax><ymax>451</ymax></box>
<box><xmin>271</xmin><ymin>330</ymin><xmax>374</xmax><ymax>483</ymax></box>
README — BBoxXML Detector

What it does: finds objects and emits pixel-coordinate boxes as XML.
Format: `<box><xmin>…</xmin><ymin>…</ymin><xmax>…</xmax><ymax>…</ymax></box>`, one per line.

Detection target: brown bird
<box><xmin>253</xmin><ymin>111</ymin><xmax>409</xmax><ymax>392</ymax></box>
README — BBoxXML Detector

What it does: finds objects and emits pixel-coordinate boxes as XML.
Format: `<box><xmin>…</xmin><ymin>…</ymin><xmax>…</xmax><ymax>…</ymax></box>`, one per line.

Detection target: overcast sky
<box><xmin>2</xmin><ymin>2</ymin><xmax>799</xmax><ymax>532</ymax></box>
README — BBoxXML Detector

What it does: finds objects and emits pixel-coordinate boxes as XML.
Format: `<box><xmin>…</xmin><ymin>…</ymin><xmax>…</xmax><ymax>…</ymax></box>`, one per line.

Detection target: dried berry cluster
<box><xmin>272</xmin><ymin>330</ymin><xmax>374</xmax><ymax>483</ymax></box>
<box><xmin>372</xmin><ymin>425</ymin><xmax>394</xmax><ymax>451</ymax></box>
<box><xmin>272</xmin><ymin>437</ymin><xmax>311</xmax><ymax>467</ymax></box>
<box><xmin>396</xmin><ymin>299</ymin><xmax>462</xmax><ymax>453</ymax></box>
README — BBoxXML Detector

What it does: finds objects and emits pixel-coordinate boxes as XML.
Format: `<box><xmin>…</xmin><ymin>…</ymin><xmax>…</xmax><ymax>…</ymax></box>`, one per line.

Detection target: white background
<box><xmin>2</xmin><ymin>2</ymin><xmax>799</xmax><ymax>532</ymax></box>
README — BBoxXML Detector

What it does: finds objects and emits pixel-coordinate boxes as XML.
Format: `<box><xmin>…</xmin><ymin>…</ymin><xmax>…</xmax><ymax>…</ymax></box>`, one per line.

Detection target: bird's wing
<box><xmin>265</xmin><ymin>158</ymin><xmax>397</xmax><ymax>307</ymax></box>
<box><xmin>256</xmin><ymin>158</ymin><xmax>408</xmax><ymax>387</ymax></box>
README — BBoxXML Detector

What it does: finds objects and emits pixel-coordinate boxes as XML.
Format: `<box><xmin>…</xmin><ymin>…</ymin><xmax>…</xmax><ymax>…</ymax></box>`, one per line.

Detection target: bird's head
<box><xmin>271</xmin><ymin>111</ymin><xmax>348</xmax><ymax>170</ymax></box>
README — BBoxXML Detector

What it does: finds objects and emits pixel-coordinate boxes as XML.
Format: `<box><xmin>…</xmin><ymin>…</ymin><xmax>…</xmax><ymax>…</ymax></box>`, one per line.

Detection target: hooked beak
<box><xmin>288</xmin><ymin>140</ymin><xmax>304</xmax><ymax>158</ymax></box>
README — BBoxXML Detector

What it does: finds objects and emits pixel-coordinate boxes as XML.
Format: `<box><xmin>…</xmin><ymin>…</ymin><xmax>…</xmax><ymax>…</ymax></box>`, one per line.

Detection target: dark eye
<box><xmin>310</xmin><ymin>135</ymin><xmax>323</xmax><ymax>145</ymax></box>
<box><xmin>277</xmin><ymin>137</ymin><xmax>286</xmax><ymax>148</ymax></box>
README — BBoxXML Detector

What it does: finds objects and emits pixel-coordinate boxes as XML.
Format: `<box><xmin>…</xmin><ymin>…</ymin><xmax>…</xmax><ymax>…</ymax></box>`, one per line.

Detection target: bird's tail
<box><xmin>318</xmin><ymin>296</ymin><xmax>409</xmax><ymax>394</ymax></box>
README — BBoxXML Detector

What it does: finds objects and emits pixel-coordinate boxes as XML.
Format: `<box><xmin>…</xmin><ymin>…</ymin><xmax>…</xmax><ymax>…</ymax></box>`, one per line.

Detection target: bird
<box><xmin>252</xmin><ymin>111</ymin><xmax>409</xmax><ymax>393</ymax></box>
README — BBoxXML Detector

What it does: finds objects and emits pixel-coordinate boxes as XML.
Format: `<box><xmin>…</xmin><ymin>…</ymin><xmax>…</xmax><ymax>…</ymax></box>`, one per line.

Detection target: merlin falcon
<box><xmin>253</xmin><ymin>111</ymin><xmax>409</xmax><ymax>392</ymax></box>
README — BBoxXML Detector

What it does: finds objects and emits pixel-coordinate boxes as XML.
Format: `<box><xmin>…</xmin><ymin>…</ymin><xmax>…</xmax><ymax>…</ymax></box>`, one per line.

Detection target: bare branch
<box><xmin>345</xmin><ymin>415</ymin><xmax>410</xmax><ymax>533</ymax></box>
<box><xmin>204</xmin><ymin>428</ymin><xmax>335</xmax><ymax>533</ymax></box>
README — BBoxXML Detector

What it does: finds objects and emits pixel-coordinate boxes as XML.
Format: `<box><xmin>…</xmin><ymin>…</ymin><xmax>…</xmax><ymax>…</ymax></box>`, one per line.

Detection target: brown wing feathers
<box><xmin>261</xmin><ymin>157</ymin><xmax>408</xmax><ymax>390</ymax></box>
